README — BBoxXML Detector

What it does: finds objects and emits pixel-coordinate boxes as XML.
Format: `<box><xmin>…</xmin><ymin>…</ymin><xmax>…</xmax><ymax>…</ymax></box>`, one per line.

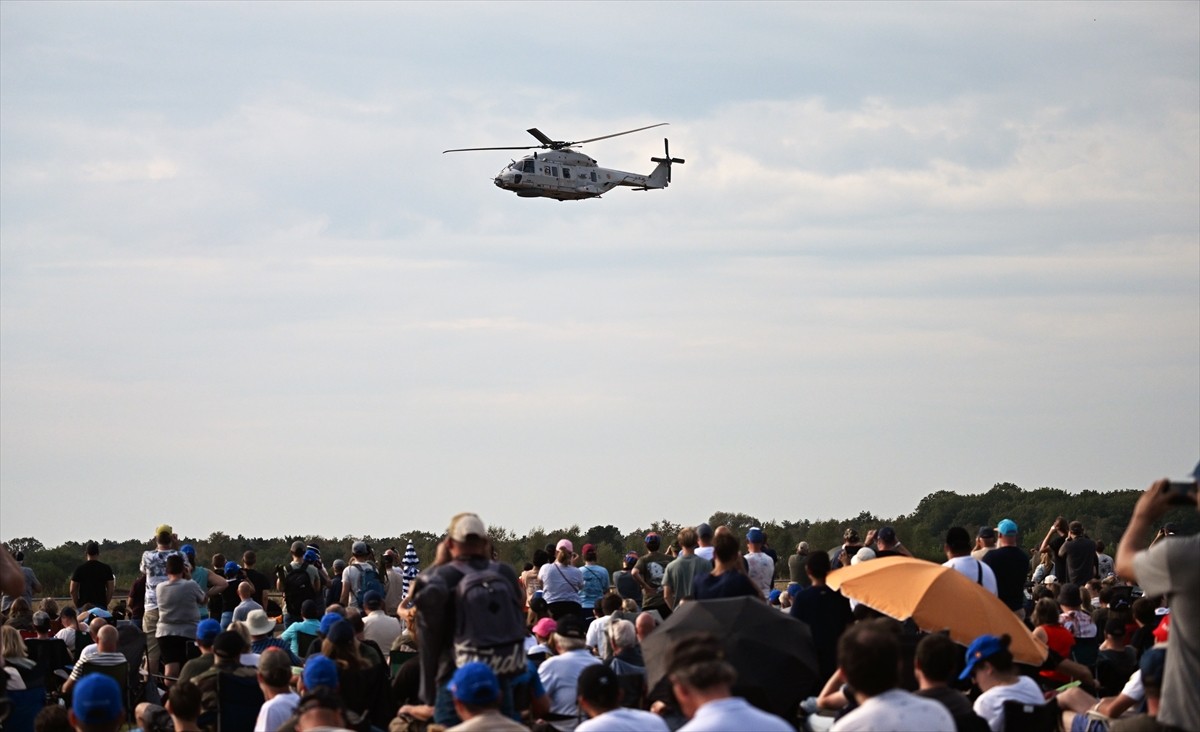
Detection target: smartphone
<box><xmin>1165</xmin><ymin>480</ymin><xmax>1198</xmax><ymax>506</ymax></box>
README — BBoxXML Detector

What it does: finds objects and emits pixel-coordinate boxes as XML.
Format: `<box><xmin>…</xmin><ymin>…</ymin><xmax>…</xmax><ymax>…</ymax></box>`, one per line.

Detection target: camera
<box><xmin>1165</xmin><ymin>480</ymin><xmax>1198</xmax><ymax>506</ymax></box>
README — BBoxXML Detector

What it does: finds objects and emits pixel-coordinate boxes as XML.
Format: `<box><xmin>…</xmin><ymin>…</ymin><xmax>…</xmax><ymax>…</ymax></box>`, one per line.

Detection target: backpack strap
<box><xmin>976</xmin><ymin>559</ymin><xmax>983</xmax><ymax>585</ymax></box>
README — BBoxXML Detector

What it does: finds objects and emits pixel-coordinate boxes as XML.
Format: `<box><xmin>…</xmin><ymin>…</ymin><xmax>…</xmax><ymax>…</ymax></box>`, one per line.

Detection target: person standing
<box><xmin>1058</xmin><ymin>521</ymin><xmax>1098</xmax><ymax>586</ymax></box>
<box><xmin>141</xmin><ymin>524</ymin><xmax>179</xmax><ymax>677</ymax></box>
<box><xmin>983</xmin><ymin>519</ymin><xmax>1030</xmax><ymax>618</ymax></box>
<box><xmin>787</xmin><ymin>542</ymin><xmax>811</xmax><ymax>591</ymax></box>
<box><xmin>1115</xmin><ymin>476</ymin><xmax>1199</xmax><ymax>732</ymax></box>
<box><xmin>156</xmin><ymin>553</ymin><xmax>213</xmax><ymax>683</ymax></box>
<box><xmin>540</xmin><ymin>540</ymin><xmax>585</xmax><ymax>620</ymax></box>
<box><xmin>790</xmin><ymin>550</ymin><xmax>853</xmax><ymax>682</ymax></box>
<box><xmin>743</xmin><ymin>528</ymin><xmax>775</xmax><ymax>599</ymax></box>
<box><xmin>693</xmin><ymin>523</ymin><xmax>715</xmax><ymax>563</ymax></box>
<box><xmin>662</xmin><ymin>528</ymin><xmax>712</xmax><ymax>609</ymax></box>
<box><xmin>578</xmin><ymin>545</ymin><xmax>610</xmax><ymax>620</ymax></box>
<box><xmin>1039</xmin><ymin>516</ymin><xmax>1070</xmax><ymax>583</ymax></box>
<box><xmin>70</xmin><ymin>541</ymin><xmax>115</xmax><ymax>611</ymax></box>
<box><xmin>632</xmin><ymin>533</ymin><xmax>673</xmax><ymax>617</ymax></box>
<box><xmin>942</xmin><ymin>527</ymin><xmax>998</xmax><ymax>596</ymax></box>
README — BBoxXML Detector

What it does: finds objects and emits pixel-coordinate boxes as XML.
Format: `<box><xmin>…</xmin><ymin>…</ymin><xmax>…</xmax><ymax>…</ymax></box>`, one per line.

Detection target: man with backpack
<box><xmin>407</xmin><ymin>511</ymin><xmax>526</xmax><ymax>728</ymax></box>
<box><xmin>341</xmin><ymin>540</ymin><xmax>387</xmax><ymax>612</ymax></box>
<box><xmin>278</xmin><ymin>542</ymin><xmax>323</xmax><ymax>627</ymax></box>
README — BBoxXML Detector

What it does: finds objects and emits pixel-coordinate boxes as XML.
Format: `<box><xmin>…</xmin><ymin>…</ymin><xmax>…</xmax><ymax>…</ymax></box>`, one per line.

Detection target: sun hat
<box><xmin>959</xmin><ymin>634</ymin><xmax>1005</xmax><ymax>680</ymax></box>
<box><xmin>450</xmin><ymin>662</ymin><xmax>500</xmax><ymax>705</ymax></box>
<box><xmin>72</xmin><ymin>673</ymin><xmax>124</xmax><ymax>724</ymax></box>
<box><xmin>448</xmin><ymin>512</ymin><xmax>486</xmax><ymax>541</ymax></box>
<box><xmin>303</xmin><ymin>654</ymin><xmax>340</xmax><ymax>690</ymax></box>
<box><xmin>245</xmin><ymin>609</ymin><xmax>275</xmax><ymax>637</ymax></box>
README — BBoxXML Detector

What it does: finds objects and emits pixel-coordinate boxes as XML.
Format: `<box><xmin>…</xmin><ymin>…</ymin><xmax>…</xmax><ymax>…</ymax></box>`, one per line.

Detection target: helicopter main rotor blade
<box><xmin>526</xmin><ymin>128</ymin><xmax>556</xmax><ymax>146</ymax></box>
<box><xmin>571</xmin><ymin>122</ymin><xmax>668</xmax><ymax>146</ymax></box>
<box><xmin>443</xmin><ymin>145</ymin><xmax>537</xmax><ymax>154</ymax></box>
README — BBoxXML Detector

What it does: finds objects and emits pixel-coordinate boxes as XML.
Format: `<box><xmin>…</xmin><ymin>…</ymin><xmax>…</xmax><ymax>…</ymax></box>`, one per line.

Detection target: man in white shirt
<box><xmin>584</xmin><ymin>594</ymin><xmax>624</xmax><ymax>661</ymax></box>
<box><xmin>942</xmin><ymin>527</ymin><xmax>998</xmax><ymax>596</ymax></box>
<box><xmin>360</xmin><ymin>590</ymin><xmax>402</xmax><ymax>652</ymax></box>
<box><xmin>62</xmin><ymin>625</ymin><xmax>127</xmax><ymax>696</ymax></box>
<box><xmin>830</xmin><ymin>621</ymin><xmax>954</xmax><ymax>731</ymax></box>
<box><xmin>743</xmin><ymin>527</ymin><xmax>775</xmax><ymax>599</ymax></box>
<box><xmin>538</xmin><ymin>615</ymin><xmax>602</xmax><ymax>732</ymax></box>
<box><xmin>668</xmin><ymin>635</ymin><xmax>791</xmax><ymax>732</ymax></box>
<box><xmin>576</xmin><ymin>664</ymin><xmax>668</xmax><ymax>732</ymax></box>
<box><xmin>254</xmin><ymin>648</ymin><xmax>299</xmax><ymax>732</ymax></box>
<box><xmin>693</xmin><ymin>523</ymin><xmax>715</xmax><ymax>562</ymax></box>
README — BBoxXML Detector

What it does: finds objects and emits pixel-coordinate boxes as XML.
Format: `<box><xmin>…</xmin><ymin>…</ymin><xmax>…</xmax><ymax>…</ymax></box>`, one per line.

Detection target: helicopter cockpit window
<box><xmin>522</xmin><ymin>160</ymin><xmax>534</xmax><ymax>173</ymax></box>
<box><xmin>562</xmin><ymin>168</ymin><xmax>571</xmax><ymax>179</ymax></box>
<box><xmin>590</xmin><ymin>171</ymin><xmax>597</xmax><ymax>182</ymax></box>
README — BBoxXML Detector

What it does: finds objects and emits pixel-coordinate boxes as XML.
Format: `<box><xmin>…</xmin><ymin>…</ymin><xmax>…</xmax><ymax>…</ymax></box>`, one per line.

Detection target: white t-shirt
<box><xmin>972</xmin><ymin>676</ymin><xmax>1044</xmax><ymax>732</ymax></box>
<box><xmin>694</xmin><ymin>546</ymin><xmax>714</xmax><ymax>562</ymax></box>
<box><xmin>255</xmin><ymin>691</ymin><xmax>299</xmax><ymax>732</ymax></box>
<box><xmin>362</xmin><ymin>610</ymin><xmax>403</xmax><ymax>651</ymax></box>
<box><xmin>539</xmin><ymin>562</ymin><xmax>584</xmax><ymax>605</ymax></box>
<box><xmin>585</xmin><ymin>614</ymin><xmax>614</xmax><ymax>660</ymax></box>
<box><xmin>679</xmin><ymin>697</ymin><xmax>792</xmax><ymax>732</ymax></box>
<box><xmin>942</xmin><ymin>556</ymin><xmax>999</xmax><ymax>596</ymax></box>
<box><xmin>744</xmin><ymin>552</ymin><xmax>775</xmax><ymax>596</ymax></box>
<box><xmin>578</xmin><ymin>707</ymin><xmax>670</xmax><ymax>732</ymax></box>
<box><xmin>831</xmin><ymin>689</ymin><xmax>955</xmax><ymax>731</ymax></box>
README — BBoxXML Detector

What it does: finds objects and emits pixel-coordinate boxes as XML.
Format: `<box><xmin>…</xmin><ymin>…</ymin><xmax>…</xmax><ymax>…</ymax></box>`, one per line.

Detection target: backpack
<box><xmin>451</xmin><ymin>560</ymin><xmax>526</xmax><ymax>677</ymax></box>
<box><xmin>354</xmin><ymin>563</ymin><xmax>386</xmax><ymax>609</ymax></box>
<box><xmin>283</xmin><ymin>564</ymin><xmax>316</xmax><ymax>617</ymax></box>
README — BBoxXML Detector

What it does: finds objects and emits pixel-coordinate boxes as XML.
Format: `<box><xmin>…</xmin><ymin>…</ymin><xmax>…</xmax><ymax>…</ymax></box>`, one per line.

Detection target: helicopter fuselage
<box><xmin>492</xmin><ymin>149</ymin><xmax>661</xmax><ymax>201</ymax></box>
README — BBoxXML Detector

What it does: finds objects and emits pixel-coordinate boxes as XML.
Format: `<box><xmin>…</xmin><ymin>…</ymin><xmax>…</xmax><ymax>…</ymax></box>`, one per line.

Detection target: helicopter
<box><xmin>443</xmin><ymin>122</ymin><xmax>683</xmax><ymax>201</ymax></box>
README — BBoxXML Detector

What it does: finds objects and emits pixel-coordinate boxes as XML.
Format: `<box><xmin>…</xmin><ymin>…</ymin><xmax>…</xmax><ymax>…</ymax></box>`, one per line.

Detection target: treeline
<box><xmin>9</xmin><ymin>482</ymin><xmax>1197</xmax><ymax>599</ymax></box>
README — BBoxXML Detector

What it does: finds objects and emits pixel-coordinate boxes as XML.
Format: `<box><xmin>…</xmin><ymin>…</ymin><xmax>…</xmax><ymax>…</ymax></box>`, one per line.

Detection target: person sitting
<box><xmin>1031</xmin><ymin>597</ymin><xmax>1075</xmax><ymax>687</ymax></box>
<box><xmin>528</xmin><ymin>617</ymin><xmax>557</xmax><ymax>667</ymax></box>
<box><xmin>538</xmin><ymin>614</ymin><xmax>603</xmax><ymax>732</ymax></box>
<box><xmin>61</xmin><ymin>625</ymin><xmax>126</xmax><ymax>696</ymax></box>
<box><xmin>605</xmin><ymin>619</ymin><xmax>646</xmax><ymax>709</ymax></box>
<box><xmin>960</xmin><ymin>634</ymin><xmax>1045</xmax><ymax>732</ymax></box>
<box><xmin>667</xmin><ymin>634</ymin><xmax>791</xmax><ymax>731</ymax></box>
<box><xmin>279</xmin><ymin>599</ymin><xmax>323</xmax><ymax>659</ymax></box>
<box><xmin>178</xmin><ymin>618</ymin><xmax>221</xmax><ymax>685</ymax></box>
<box><xmin>443</xmin><ymin>662</ymin><xmax>527</xmax><ymax>731</ymax></box>
<box><xmin>576</xmin><ymin>663</ymin><xmax>669</xmax><ymax>731</ymax></box>
<box><xmin>165</xmin><ymin>680</ymin><xmax>203</xmax><ymax>732</ymax></box>
<box><xmin>246</xmin><ymin>609</ymin><xmax>301</xmax><ymax>666</ymax></box>
<box><xmin>359</xmin><ymin>590</ymin><xmax>402</xmax><ymax>654</ymax></box>
<box><xmin>231</xmin><ymin>581</ymin><xmax>263</xmax><ymax>625</ymax></box>
<box><xmin>913</xmin><ymin>633</ymin><xmax>988</xmax><ymax>732</ymax></box>
<box><xmin>1096</xmin><ymin>620</ymin><xmax>1138</xmax><ymax>697</ymax></box>
<box><xmin>191</xmin><ymin>630</ymin><xmax>259</xmax><ymax>718</ymax></box>
<box><xmin>829</xmin><ymin>620</ymin><xmax>954</xmax><ymax>731</ymax></box>
<box><xmin>322</xmin><ymin>618</ymin><xmax>394</xmax><ymax>729</ymax></box>
<box><xmin>1059</xmin><ymin>583</ymin><xmax>1098</xmax><ymax>639</ymax></box>
<box><xmin>584</xmin><ymin>594</ymin><xmax>624</xmax><ymax>661</ymax></box>
<box><xmin>68</xmin><ymin>673</ymin><xmax>124</xmax><ymax>732</ymax></box>
<box><xmin>254</xmin><ymin>648</ymin><xmax>300</xmax><ymax>732</ymax></box>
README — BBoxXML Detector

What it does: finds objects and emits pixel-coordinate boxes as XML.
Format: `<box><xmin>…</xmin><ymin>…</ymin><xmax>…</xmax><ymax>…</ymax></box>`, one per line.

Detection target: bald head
<box><xmin>88</xmin><ymin>617</ymin><xmax>108</xmax><ymax>636</ymax></box>
<box><xmin>635</xmin><ymin>612</ymin><xmax>658</xmax><ymax>642</ymax></box>
<box><xmin>238</xmin><ymin>581</ymin><xmax>254</xmax><ymax>600</ymax></box>
<box><xmin>97</xmin><ymin>624</ymin><xmax>119</xmax><ymax>652</ymax></box>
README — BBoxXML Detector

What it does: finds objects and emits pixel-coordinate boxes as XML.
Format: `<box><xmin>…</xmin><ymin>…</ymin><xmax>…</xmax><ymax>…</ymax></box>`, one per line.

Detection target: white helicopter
<box><xmin>443</xmin><ymin>122</ymin><xmax>683</xmax><ymax>201</ymax></box>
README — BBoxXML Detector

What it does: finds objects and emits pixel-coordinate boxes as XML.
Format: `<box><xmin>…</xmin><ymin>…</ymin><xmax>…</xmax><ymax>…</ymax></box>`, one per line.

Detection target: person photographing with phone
<box><xmin>1114</xmin><ymin>466</ymin><xmax>1199</xmax><ymax>732</ymax></box>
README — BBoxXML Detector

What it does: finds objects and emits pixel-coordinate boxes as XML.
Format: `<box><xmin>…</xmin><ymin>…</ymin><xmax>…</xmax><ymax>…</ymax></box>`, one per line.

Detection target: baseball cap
<box><xmin>624</xmin><ymin>552</ymin><xmax>638</xmax><ymax>567</ymax></box>
<box><xmin>326</xmin><ymin>619</ymin><xmax>354</xmax><ymax>645</ymax></box>
<box><xmin>978</xmin><ymin>526</ymin><xmax>997</xmax><ymax>540</ymax></box>
<box><xmin>581</xmin><ymin>543</ymin><xmax>596</xmax><ymax>556</ymax></box>
<box><xmin>72</xmin><ymin>673</ymin><xmax>124</xmax><ymax>724</ymax></box>
<box><xmin>997</xmin><ymin>519</ymin><xmax>1019</xmax><ymax>536</ymax></box>
<box><xmin>448</xmin><ymin>512</ymin><xmax>487</xmax><ymax>541</ymax></box>
<box><xmin>746</xmin><ymin>527</ymin><xmax>765</xmax><ymax>544</ymax></box>
<box><xmin>180</xmin><ymin>543</ymin><xmax>196</xmax><ymax>558</ymax></box>
<box><xmin>351</xmin><ymin>540</ymin><xmax>370</xmax><ymax>557</ymax></box>
<box><xmin>531</xmin><ymin>618</ymin><xmax>557</xmax><ymax>638</ymax></box>
<box><xmin>644</xmin><ymin>532</ymin><xmax>660</xmax><ymax>544</ymax></box>
<box><xmin>877</xmin><ymin>526</ymin><xmax>897</xmax><ymax>544</ymax></box>
<box><xmin>224</xmin><ymin>561</ymin><xmax>241</xmax><ymax>575</ymax></box>
<box><xmin>213</xmin><ymin>630</ymin><xmax>245</xmax><ymax>659</ymax></box>
<box><xmin>450</xmin><ymin>662</ymin><xmax>500</xmax><ymax>705</ymax></box>
<box><xmin>555</xmin><ymin>614</ymin><xmax>586</xmax><ymax>640</ymax></box>
<box><xmin>303</xmin><ymin>549</ymin><xmax>319</xmax><ymax>563</ymax></box>
<box><xmin>303</xmin><ymin>654</ymin><xmax>340</xmax><ymax>690</ymax></box>
<box><xmin>155</xmin><ymin>524</ymin><xmax>173</xmax><ymax>536</ymax></box>
<box><xmin>196</xmin><ymin>618</ymin><xmax>221</xmax><ymax>645</ymax></box>
<box><xmin>959</xmin><ymin>634</ymin><xmax>1005</xmax><ymax>680</ymax></box>
<box><xmin>363</xmin><ymin>590</ymin><xmax>383</xmax><ymax>610</ymax></box>
<box><xmin>319</xmin><ymin>612</ymin><xmax>344</xmax><ymax>636</ymax></box>
<box><xmin>556</xmin><ymin>539</ymin><xmax>574</xmax><ymax>553</ymax></box>
<box><xmin>1069</xmin><ymin>521</ymin><xmax>1084</xmax><ymax>534</ymax></box>
<box><xmin>768</xmin><ymin>589</ymin><xmax>782</xmax><ymax>604</ymax></box>
<box><xmin>696</xmin><ymin>522</ymin><xmax>714</xmax><ymax>540</ymax></box>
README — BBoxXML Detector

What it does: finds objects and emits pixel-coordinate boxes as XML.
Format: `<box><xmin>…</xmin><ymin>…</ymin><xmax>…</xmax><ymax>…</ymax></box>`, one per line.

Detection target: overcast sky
<box><xmin>2</xmin><ymin>1</ymin><xmax>1197</xmax><ymax>549</ymax></box>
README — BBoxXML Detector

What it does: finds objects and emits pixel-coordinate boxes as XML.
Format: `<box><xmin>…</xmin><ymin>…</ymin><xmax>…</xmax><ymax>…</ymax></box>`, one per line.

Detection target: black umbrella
<box><xmin>641</xmin><ymin>596</ymin><xmax>819</xmax><ymax>719</ymax></box>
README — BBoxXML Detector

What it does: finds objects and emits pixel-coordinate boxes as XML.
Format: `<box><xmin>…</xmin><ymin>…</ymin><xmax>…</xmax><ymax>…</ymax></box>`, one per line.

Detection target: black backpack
<box><xmin>283</xmin><ymin>564</ymin><xmax>316</xmax><ymax>617</ymax></box>
<box><xmin>451</xmin><ymin>560</ymin><xmax>526</xmax><ymax>678</ymax></box>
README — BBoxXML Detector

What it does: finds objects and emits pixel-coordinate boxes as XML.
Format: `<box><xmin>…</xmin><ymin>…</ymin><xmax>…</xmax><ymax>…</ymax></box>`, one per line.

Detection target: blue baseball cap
<box><xmin>180</xmin><ymin>543</ymin><xmax>196</xmax><ymax>558</ymax></box>
<box><xmin>450</xmin><ymin>662</ymin><xmax>500</xmax><ymax>705</ymax></box>
<box><xmin>303</xmin><ymin>654</ymin><xmax>340</xmax><ymax>690</ymax></box>
<box><xmin>768</xmin><ymin>589</ymin><xmax>782</xmax><ymax>603</ymax></box>
<box><xmin>303</xmin><ymin>549</ymin><xmax>319</xmax><ymax>563</ymax></box>
<box><xmin>997</xmin><ymin>519</ymin><xmax>1019</xmax><ymax>536</ymax></box>
<box><xmin>72</xmin><ymin>673</ymin><xmax>124</xmax><ymax>724</ymax></box>
<box><xmin>326</xmin><ymin>619</ymin><xmax>354</xmax><ymax>645</ymax></box>
<box><xmin>196</xmin><ymin>618</ymin><xmax>221</xmax><ymax>645</ymax></box>
<box><xmin>746</xmin><ymin>527</ymin><xmax>765</xmax><ymax>544</ymax></box>
<box><xmin>319</xmin><ymin>612</ymin><xmax>343</xmax><ymax>636</ymax></box>
<box><xmin>224</xmin><ymin>561</ymin><xmax>241</xmax><ymax>575</ymax></box>
<box><xmin>960</xmin><ymin>634</ymin><xmax>1005</xmax><ymax>680</ymax></box>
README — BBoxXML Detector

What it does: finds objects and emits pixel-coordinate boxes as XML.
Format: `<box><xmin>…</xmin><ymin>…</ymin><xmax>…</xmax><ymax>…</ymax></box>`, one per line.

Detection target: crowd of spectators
<box><xmin>0</xmin><ymin>475</ymin><xmax>1195</xmax><ymax>732</ymax></box>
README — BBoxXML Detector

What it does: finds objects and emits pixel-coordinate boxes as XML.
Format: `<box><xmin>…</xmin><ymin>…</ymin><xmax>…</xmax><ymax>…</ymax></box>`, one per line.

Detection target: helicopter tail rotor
<box><xmin>649</xmin><ymin>138</ymin><xmax>685</xmax><ymax>184</ymax></box>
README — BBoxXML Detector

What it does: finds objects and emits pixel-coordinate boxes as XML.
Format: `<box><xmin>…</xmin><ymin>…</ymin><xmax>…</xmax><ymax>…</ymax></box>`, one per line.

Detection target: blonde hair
<box><xmin>1</xmin><ymin>625</ymin><xmax>28</xmax><ymax>659</ymax></box>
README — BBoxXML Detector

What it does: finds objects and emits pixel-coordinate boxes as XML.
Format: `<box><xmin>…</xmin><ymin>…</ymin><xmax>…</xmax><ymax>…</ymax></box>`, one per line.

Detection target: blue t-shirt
<box><xmin>692</xmin><ymin>571</ymin><xmax>759</xmax><ymax>600</ymax></box>
<box><xmin>579</xmin><ymin>564</ymin><xmax>610</xmax><ymax>612</ymax></box>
